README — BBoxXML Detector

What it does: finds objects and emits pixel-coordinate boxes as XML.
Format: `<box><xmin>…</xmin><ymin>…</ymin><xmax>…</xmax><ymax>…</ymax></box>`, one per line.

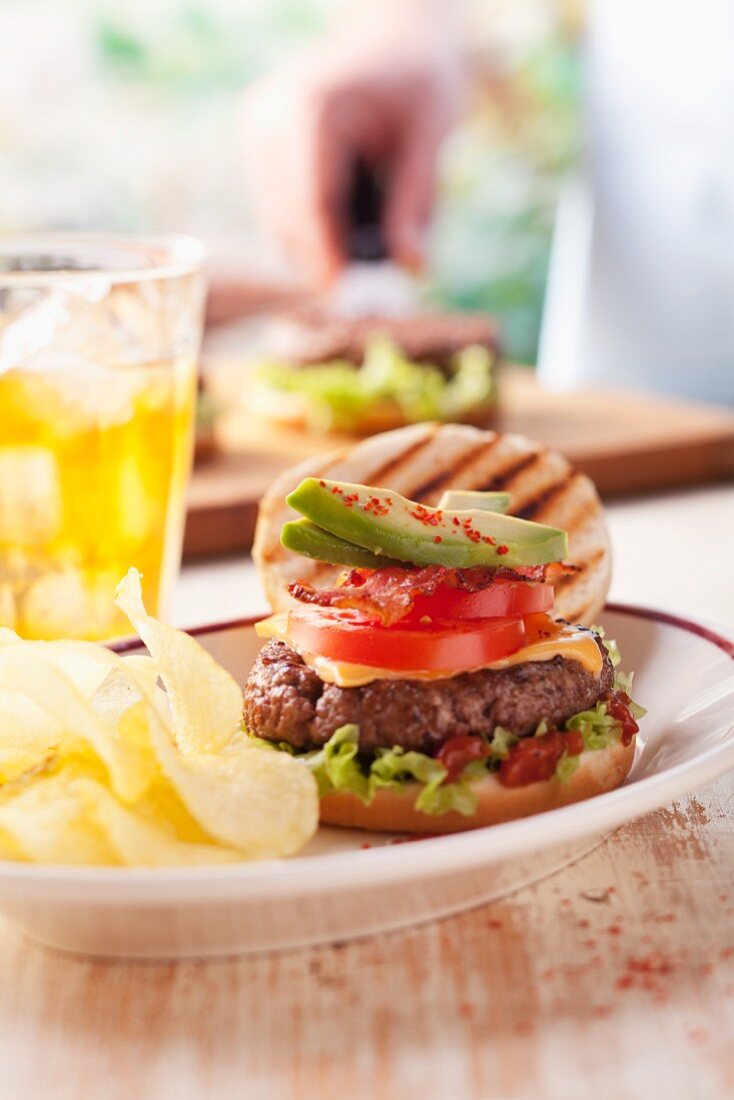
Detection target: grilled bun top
<box><xmin>254</xmin><ymin>423</ymin><xmax>612</xmax><ymax>626</ymax></box>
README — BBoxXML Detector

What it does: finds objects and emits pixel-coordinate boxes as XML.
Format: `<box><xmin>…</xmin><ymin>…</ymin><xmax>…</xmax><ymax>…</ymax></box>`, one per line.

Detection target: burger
<box><xmin>244</xmin><ymin>424</ymin><xmax>644</xmax><ymax>833</ymax></box>
<box><xmin>250</xmin><ymin>308</ymin><xmax>499</xmax><ymax>436</ymax></box>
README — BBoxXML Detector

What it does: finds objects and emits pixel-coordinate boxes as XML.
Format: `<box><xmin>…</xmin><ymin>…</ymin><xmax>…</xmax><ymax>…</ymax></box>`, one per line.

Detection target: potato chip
<box><xmin>73</xmin><ymin>774</ymin><xmax>242</xmax><ymax>866</ymax></box>
<box><xmin>91</xmin><ymin>657</ymin><xmax>318</xmax><ymax>859</ymax></box>
<box><xmin>0</xmin><ymin>767</ymin><xmax>117</xmax><ymax>864</ymax></box>
<box><xmin>0</xmin><ymin>648</ymin><xmax>153</xmax><ymax>802</ymax></box>
<box><xmin>0</xmin><ymin>688</ymin><xmax>64</xmax><ymax>782</ymax></box>
<box><xmin>148</xmin><ymin>729</ymin><xmax>319</xmax><ymax>858</ymax></box>
<box><xmin>0</xmin><ymin>570</ymin><xmax>320</xmax><ymax>865</ymax></box>
<box><xmin>115</xmin><ymin>569</ymin><xmax>241</xmax><ymax>753</ymax></box>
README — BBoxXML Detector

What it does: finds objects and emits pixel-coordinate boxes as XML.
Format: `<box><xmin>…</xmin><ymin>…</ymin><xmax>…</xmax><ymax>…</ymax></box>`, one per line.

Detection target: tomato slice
<box><xmin>288</xmin><ymin>607</ymin><xmax>527</xmax><ymax>672</ymax></box>
<box><xmin>407</xmin><ymin>578</ymin><xmax>554</xmax><ymax>622</ymax></box>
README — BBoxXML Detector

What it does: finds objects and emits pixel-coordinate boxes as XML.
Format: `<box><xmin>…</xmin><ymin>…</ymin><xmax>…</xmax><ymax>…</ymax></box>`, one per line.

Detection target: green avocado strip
<box><xmin>286</xmin><ymin>478</ymin><xmax>568</xmax><ymax>569</ymax></box>
<box><xmin>437</xmin><ymin>490</ymin><xmax>510</xmax><ymax>514</ymax></box>
<box><xmin>281</xmin><ymin>519</ymin><xmax>402</xmax><ymax>570</ymax></box>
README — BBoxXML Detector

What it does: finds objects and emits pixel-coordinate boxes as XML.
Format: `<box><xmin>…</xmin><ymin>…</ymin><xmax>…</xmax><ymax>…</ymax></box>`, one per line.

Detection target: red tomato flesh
<box><xmin>407</xmin><ymin>578</ymin><xmax>553</xmax><ymax>622</ymax></box>
<box><xmin>288</xmin><ymin>607</ymin><xmax>527</xmax><ymax>672</ymax></box>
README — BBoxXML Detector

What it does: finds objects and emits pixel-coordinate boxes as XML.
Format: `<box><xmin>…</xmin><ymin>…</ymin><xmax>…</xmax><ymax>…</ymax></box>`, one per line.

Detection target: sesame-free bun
<box><xmin>319</xmin><ymin>737</ymin><xmax>635</xmax><ymax>834</ymax></box>
<box><xmin>254</xmin><ymin>422</ymin><xmax>612</xmax><ymax>625</ymax></box>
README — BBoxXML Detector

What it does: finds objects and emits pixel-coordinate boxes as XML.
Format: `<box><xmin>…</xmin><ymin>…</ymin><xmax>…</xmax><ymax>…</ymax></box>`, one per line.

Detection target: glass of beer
<box><xmin>0</xmin><ymin>234</ymin><xmax>206</xmax><ymax>640</ymax></box>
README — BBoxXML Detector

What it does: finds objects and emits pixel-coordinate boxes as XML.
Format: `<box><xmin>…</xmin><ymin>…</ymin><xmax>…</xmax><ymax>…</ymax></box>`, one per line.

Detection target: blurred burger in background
<box><xmin>250</xmin><ymin>306</ymin><xmax>500</xmax><ymax>436</ymax></box>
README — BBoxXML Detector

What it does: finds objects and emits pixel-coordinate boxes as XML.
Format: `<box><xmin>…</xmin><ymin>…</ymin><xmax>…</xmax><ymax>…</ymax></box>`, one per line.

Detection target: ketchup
<box><xmin>434</xmin><ymin>692</ymin><xmax>638</xmax><ymax>790</ymax></box>
<box><xmin>605</xmin><ymin>690</ymin><xmax>639</xmax><ymax>745</ymax></box>
<box><xmin>498</xmin><ymin>728</ymin><xmax>583</xmax><ymax>788</ymax></box>
<box><xmin>435</xmin><ymin>735</ymin><xmax>490</xmax><ymax>783</ymax></box>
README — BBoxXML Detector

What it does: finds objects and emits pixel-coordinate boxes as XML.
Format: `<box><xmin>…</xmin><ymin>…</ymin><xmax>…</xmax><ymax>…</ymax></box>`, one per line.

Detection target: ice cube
<box><xmin>0</xmin><ymin>447</ymin><xmax>62</xmax><ymax>544</ymax></box>
<box><xmin>20</xmin><ymin>569</ymin><xmax>124</xmax><ymax>641</ymax></box>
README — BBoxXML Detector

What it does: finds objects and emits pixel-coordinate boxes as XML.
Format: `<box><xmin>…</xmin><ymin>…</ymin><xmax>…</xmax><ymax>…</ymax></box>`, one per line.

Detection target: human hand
<box><xmin>241</xmin><ymin>4</ymin><xmax>461</xmax><ymax>287</ymax></box>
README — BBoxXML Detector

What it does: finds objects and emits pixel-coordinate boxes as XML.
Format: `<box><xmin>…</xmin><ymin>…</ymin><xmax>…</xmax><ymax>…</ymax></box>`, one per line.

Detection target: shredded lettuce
<box><xmin>307</xmin><ymin>725</ymin><xmax>370</xmax><ymax>800</ymax></box>
<box><xmin>555</xmin><ymin>751</ymin><xmax>581</xmax><ymax>783</ymax></box>
<box><xmin>370</xmin><ymin>745</ymin><xmax>480</xmax><ymax>815</ymax></box>
<box><xmin>564</xmin><ymin>699</ymin><xmax>620</xmax><ymax>751</ymax></box>
<box><xmin>254</xmin><ymin>337</ymin><xmax>496</xmax><ymax>433</ymax></box>
<box><xmin>488</xmin><ymin>726</ymin><xmax>518</xmax><ymax>760</ymax></box>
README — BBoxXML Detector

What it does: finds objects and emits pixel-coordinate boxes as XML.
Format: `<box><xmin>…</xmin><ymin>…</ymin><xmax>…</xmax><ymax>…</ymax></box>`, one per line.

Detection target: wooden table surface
<box><xmin>6</xmin><ymin>485</ymin><xmax>734</xmax><ymax>1100</ymax></box>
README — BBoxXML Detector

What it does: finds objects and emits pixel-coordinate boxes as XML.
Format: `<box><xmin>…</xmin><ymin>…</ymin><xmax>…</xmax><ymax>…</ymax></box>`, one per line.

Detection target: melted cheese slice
<box><xmin>255</xmin><ymin>613</ymin><xmax>603</xmax><ymax>688</ymax></box>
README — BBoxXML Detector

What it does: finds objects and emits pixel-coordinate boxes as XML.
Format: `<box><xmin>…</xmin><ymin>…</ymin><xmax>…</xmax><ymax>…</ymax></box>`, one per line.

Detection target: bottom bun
<box><xmin>319</xmin><ymin>737</ymin><xmax>636</xmax><ymax>834</ymax></box>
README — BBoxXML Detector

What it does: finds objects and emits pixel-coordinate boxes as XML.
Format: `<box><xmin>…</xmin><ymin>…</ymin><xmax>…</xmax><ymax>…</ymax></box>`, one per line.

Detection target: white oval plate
<box><xmin>0</xmin><ymin>605</ymin><xmax>732</xmax><ymax>959</ymax></box>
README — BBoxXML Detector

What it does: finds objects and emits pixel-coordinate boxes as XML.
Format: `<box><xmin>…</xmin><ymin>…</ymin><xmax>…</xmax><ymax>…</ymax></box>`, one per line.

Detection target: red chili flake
<box><xmin>452</xmin><ymin>517</ymin><xmax>461</xmax><ymax>526</ymax></box>
<box><xmin>483</xmin><ymin>535</ymin><xmax>497</xmax><ymax>545</ymax></box>
<box><xmin>615</xmin><ymin>974</ymin><xmax>634</xmax><ymax>991</ymax></box>
<box><xmin>434</xmin><ymin>535</ymin><xmax>442</xmax><ymax>543</ymax></box>
<box><xmin>497</xmin><ymin>545</ymin><xmax>510</xmax><ymax>555</ymax></box>
<box><xmin>331</xmin><ymin>486</ymin><xmax>343</xmax><ymax>494</ymax></box>
<box><xmin>608</xmin><ymin>925</ymin><xmax>622</xmax><ymax>936</ymax></box>
<box><xmin>487</xmin><ymin>919</ymin><xmax>503</xmax><ymax>930</ymax></box>
<box><xmin>342</xmin><ymin>492</ymin><xmax>360</xmax><ymax>508</ymax></box>
<box><xmin>720</xmin><ymin>947</ymin><xmax>734</xmax><ymax>960</ymax></box>
<box><xmin>410</xmin><ymin>506</ymin><xmax>442</xmax><ymax>527</ymax></box>
<box><xmin>363</xmin><ymin>495</ymin><xmax>390</xmax><ymax>517</ymax></box>
<box><xmin>319</xmin><ymin>480</ymin><xmax>326</xmax><ymax>487</ymax></box>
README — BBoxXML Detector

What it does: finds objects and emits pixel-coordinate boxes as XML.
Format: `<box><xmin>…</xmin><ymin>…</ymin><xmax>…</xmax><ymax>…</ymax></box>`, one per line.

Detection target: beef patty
<box><xmin>243</xmin><ymin>636</ymin><xmax>614</xmax><ymax>755</ymax></box>
<box><xmin>263</xmin><ymin>308</ymin><xmax>499</xmax><ymax>372</ymax></box>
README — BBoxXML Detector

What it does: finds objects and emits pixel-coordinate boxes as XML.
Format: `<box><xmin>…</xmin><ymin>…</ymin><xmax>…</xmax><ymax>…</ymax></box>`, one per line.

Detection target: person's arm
<box><xmin>241</xmin><ymin>0</ymin><xmax>462</xmax><ymax>287</ymax></box>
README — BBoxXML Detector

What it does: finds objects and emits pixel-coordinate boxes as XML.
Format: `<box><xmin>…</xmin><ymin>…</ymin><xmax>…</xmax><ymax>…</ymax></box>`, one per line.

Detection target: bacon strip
<box><xmin>288</xmin><ymin>562</ymin><xmax>578</xmax><ymax>625</ymax></box>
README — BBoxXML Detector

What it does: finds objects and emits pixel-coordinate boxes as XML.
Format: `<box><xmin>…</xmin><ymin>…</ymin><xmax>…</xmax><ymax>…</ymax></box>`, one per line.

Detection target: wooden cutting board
<box><xmin>183</xmin><ymin>364</ymin><xmax>734</xmax><ymax>559</ymax></box>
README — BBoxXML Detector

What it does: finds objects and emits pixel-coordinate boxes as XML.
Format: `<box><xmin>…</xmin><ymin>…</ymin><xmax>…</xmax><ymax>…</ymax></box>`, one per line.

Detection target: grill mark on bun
<box><xmin>554</xmin><ymin>547</ymin><xmax>605</xmax><ymax>589</ymax></box>
<box><xmin>410</xmin><ymin>435</ymin><xmax>502</xmax><ymax>502</ymax></box>
<box><xmin>554</xmin><ymin>498</ymin><xmax>598</xmax><ymax>537</ymax></box>
<box><xmin>367</xmin><ymin>425</ymin><xmax>439</xmax><ymax>487</ymax></box>
<box><xmin>479</xmin><ymin>451</ymin><xmax>541</xmax><ymax>492</ymax></box>
<box><xmin>516</xmin><ymin>475</ymin><xmax>574</xmax><ymax>521</ymax></box>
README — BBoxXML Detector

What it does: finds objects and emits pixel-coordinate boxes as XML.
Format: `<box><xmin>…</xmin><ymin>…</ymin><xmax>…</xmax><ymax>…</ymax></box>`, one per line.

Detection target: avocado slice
<box><xmin>285</xmin><ymin>479</ymin><xmax>568</xmax><ymax>568</ymax></box>
<box><xmin>438</xmin><ymin>489</ymin><xmax>510</xmax><ymax>514</ymax></box>
<box><xmin>281</xmin><ymin>518</ymin><xmax>403</xmax><ymax>569</ymax></box>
